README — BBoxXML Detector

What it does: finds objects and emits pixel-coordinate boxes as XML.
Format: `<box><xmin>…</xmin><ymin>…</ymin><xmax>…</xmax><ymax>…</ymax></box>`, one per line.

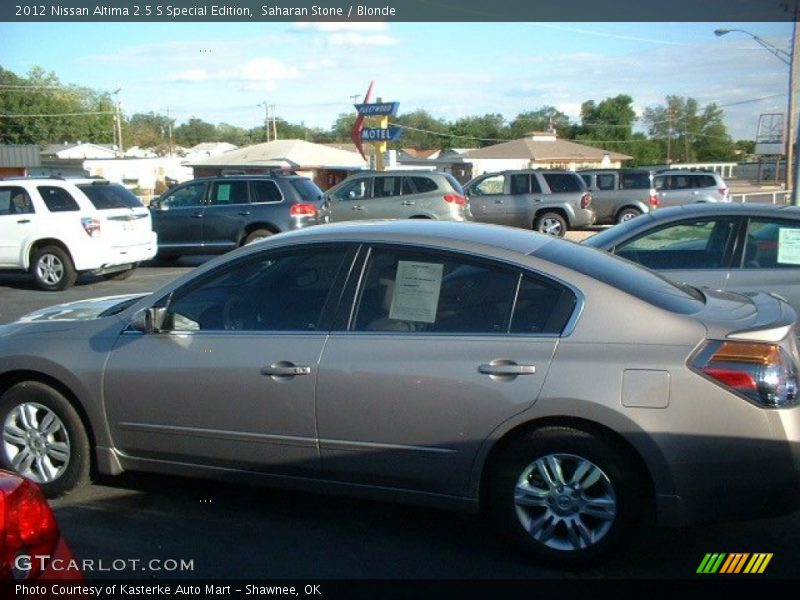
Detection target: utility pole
<box><xmin>666</xmin><ymin>108</ymin><xmax>674</xmax><ymax>165</ymax></box>
<box><xmin>115</xmin><ymin>100</ymin><xmax>124</xmax><ymax>154</ymax></box>
<box><xmin>258</xmin><ymin>102</ymin><xmax>270</xmax><ymax>142</ymax></box>
<box><xmin>350</xmin><ymin>94</ymin><xmax>361</xmax><ymax>105</ymax></box>
<box><xmin>166</xmin><ymin>107</ymin><xmax>174</xmax><ymax>157</ymax></box>
<box><xmin>790</xmin><ymin>2</ymin><xmax>800</xmax><ymax>204</ymax></box>
<box><xmin>271</xmin><ymin>104</ymin><xmax>278</xmax><ymax>141</ymax></box>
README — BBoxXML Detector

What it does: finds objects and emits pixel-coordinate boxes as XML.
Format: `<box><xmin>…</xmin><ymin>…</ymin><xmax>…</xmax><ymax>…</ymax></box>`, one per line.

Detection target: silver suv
<box><xmin>653</xmin><ymin>169</ymin><xmax>730</xmax><ymax>207</ymax></box>
<box><xmin>465</xmin><ymin>169</ymin><xmax>594</xmax><ymax>236</ymax></box>
<box><xmin>324</xmin><ymin>171</ymin><xmax>472</xmax><ymax>223</ymax></box>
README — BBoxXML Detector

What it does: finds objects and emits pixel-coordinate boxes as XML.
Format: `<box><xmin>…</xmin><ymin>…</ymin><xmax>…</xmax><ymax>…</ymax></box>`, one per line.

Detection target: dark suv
<box><xmin>150</xmin><ymin>174</ymin><xmax>326</xmax><ymax>259</ymax></box>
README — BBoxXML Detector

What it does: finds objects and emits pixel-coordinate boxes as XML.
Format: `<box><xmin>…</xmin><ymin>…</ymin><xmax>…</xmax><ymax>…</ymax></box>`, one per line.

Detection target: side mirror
<box><xmin>129</xmin><ymin>308</ymin><xmax>167</xmax><ymax>333</ymax></box>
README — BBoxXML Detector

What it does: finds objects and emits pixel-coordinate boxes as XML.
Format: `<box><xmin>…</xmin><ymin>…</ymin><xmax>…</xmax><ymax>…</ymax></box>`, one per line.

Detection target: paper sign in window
<box><xmin>389</xmin><ymin>261</ymin><xmax>443</xmax><ymax>323</ymax></box>
<box><xmin>216</xmin><ymin>185</ymin><xmax>231</xmax><ymax>202</ymax></box>
<box><xmin>777</xmin><ymin>228</ymin><xmax>800</xmax><ymax>265</ymax></box>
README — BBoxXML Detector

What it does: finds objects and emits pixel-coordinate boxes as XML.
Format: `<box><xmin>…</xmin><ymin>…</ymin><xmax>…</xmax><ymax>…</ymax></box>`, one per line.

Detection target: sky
<box><xmin>0</xmin><ymin>20</ymin><xmax>794</xmax><ymax>143</ymax></box>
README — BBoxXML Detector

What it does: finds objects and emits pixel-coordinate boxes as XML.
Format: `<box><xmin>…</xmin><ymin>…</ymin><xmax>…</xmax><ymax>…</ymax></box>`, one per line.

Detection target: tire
<box><xmin>487</xmin><ymin>427</ymin><xmax>642</xmax><ymax>567</ymax></box>
<box><xmin>106</xmin><ymin>267</ymin><xmax>136</xmax><ymax>281</ymax></box>
<box><xmin>533</xmin><ymin>212</ymin><xmax>567</xmax><ymax>237</ymax></box>
<box><xmin>243</xmin><ymin>229</ymin><xmax>274</xmax><ymax>245</ymax></box>
<box><xmin>616</xmin><ymin>208</ymin><xmax>642</xmax><ymax>224</ymax></box>
<box><xmin>31</xmin><ymin>245</ymin><xmax>77</xmax><ymax>291</ymax></box>
<box><xmin>0</xmin><ymin>382</ymin><xmax>91</xmax><ymax>498</ymax></box>
<box><xmin>156</xmin><ymin>251</ymin><xmax>181</xmax><ymax>262</ymax></box>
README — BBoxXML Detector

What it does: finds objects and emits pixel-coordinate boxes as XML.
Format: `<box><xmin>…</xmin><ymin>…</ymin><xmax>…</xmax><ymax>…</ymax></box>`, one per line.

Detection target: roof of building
<box><xmin>186</xmin><ymin>139</ymin><xmax>367</xmax><ymax>169</ymax></box>
<box><xmin>462</xmin><ymin>137</ymin><xmax>632</xmax><ymax>161</ymax></box>
<box><xmin>0</xmin><ymin>145</ymin><xmax>41</xmax><ymax>168</ymax></box>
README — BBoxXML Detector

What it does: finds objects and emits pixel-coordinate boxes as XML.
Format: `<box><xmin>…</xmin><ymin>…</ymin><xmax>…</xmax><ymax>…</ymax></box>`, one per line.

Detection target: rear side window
<box><xmin>696</xmin><ymin>175</ymin><xmax>718</xmax><ymax>188</ymax></box>
<box><xmin>78</xmin><ymin>184</ymin><xmax>143</xmax><ymax>209</ymax></box>
<box><xmin>621</xmin><ymin>172</ymin><xmax>652</xmax><ymax>190</ymax></box>
<box><xmin>38</xmin><ymin>186</ymin><xmax>79</xmax><ymax>212</ymax></box>
<box><xmin>373</xmin><ymin>177</ymin><xmax>412</xmax><ymax>198</ymax></box>
<box><xmin>596</xmin><ymin>174</ymin><xmax>616</xmax><ymax>190</ymax></box>
<box><xmin>251</xmin><ymin>180</ymin><xmax>283</xmax><ymax>203</ymax></box>
<box><xmin>510</xmin><ymin>174</ymin><xmax>531</xmax><ymax>195</ymax></box>
<box><xmin>410</xmin><ymin>176</ymin><xmax>438</xmax><ymax>193</ymax></box>
<box><xmin>542</xmin><ymin>173</ymin><xmax>583</xmax><ymax>193</ymax></box>
<box><xmin>289</xmin><ymin>179</ymin><xmax>324</xmax><ymax>202</ymax></box>
<box><xmin>0</xmin><ymin>187</ymin><xmax>33</xmax><ymax>215</ymax></box>
<box><xmin>209</xmin><ymin>181</ymin><xmax>249</xmax><ymax>205</ymax></box>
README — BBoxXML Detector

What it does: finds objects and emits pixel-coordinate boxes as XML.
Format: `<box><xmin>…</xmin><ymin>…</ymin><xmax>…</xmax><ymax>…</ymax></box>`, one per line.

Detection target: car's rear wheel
<box><xmin>616</xmin><ymin>208</ymin><xmax>642</xmax><ymax>224</ymax></box>
<box><xmin>243</xmin><ymin>229</ymin><xmax>274</xmax><ymax>245</ymax></box>
<box><xmin>533</xmin><ymin>213</ymin><xmax>567</xmax><ymax>237</ymax></box>
<box><xmin>0</xmin><ymin>382</ymin><xmax>91</xmax><ymax>498</ymax></box>
<box><xmin>487</xmin><ymin>427</ymin><xmax>642</xmax><ymax>566</ymax></box>
<box><xmin>31</xmin><ymin>245</ymin><xmax>77</xmax><ymax>291</ymax></box>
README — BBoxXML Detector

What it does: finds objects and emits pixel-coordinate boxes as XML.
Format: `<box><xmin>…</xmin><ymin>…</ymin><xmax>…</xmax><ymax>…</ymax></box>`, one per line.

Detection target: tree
<box><xmin>392</xmin><ymin>109</ymin><xmax>449</xmax><ymax>149</ymax></box>
<box><xmin>507</xmin><ymin>106</ymin><xmax>573</xmax><ymax>139</ymax></box>
<box><xmin>576</xmin><ymin>94</ymin><xmax>637</xmax><ymax>142</ymax></box>
<box><xmin>173</xmin><ymin>117</ymin><xmax>218</xmax><ymax>147</ymax></box>
<box><xmin>127</xmin><ymin>112</ymin><xmax>174</xmax><ymax>150</ymax></box>
<box><xmin>449</xmin><ymin>113</ymin><xmax>507</xmax><ymax>148</ymax></box>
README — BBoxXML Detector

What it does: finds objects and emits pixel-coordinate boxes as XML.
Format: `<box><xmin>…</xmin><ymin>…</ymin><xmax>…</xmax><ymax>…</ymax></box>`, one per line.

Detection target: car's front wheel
<box><xmin>487</xmin><ymin>427</ymin><xmax>642</xmax><ymax>566</ymax></box>
<box><xmin>31</xmin><ymin>245</ymin><xmax>77</xmax><ymax>291</ymax></box>
<box><xmin>0</xmin><ymin>382</ymin><xmax>91</xmax><ymax>498</ymax></box>
<box><xmin>533</xmin><ymin>213</ymin><xmax>567</xmax><ymax>237</ymax></box>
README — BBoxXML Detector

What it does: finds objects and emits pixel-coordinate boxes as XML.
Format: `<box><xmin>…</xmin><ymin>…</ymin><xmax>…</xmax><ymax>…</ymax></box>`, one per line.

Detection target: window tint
<box><xmin>542</xmin><ymin>173</ymin><xmax>583</xmax><ymax>193</ymax></box>
<box><xmin>38</xmin><ymin>186</ymin><xmax>79</xmax><ymax>212</ymax></box>
<box><xmin>471</xmin><ymin>174</ymin><xmax>504</xmax><ymax>195</ymax></box>
<box><xmin>615</xmin><ymin>219</ymin><xmax>735</xmax><ymax>270</ymax></box>
<box><xmin>510</xmin><ymin>174</ymin><xmax>530</xmax><ymax>195</ymax></box>
<box><xmin>511</xmin><ymin>276</ymin><xmax>577</xmax><ymax>334</ymax></box>
<box><xmin>621</xmin><ymin>172</ymin><xmax>652</xmax><ymax>190</ymax></box>
<box><xmin>161</xmin><ymin>182</ymin><xmax>206</xmax><ymax>209</ymax></box>
<box><xmin>251</xmin><ymin>180</ymin><xmax>283</xmax><ymax>203</ymax></box>
<box><xmin>744</xmin><ymin>219</ymin><xmax>800</xmax><ymax>269</ymax></box>
<box><xmin>0</xmin><ymin>187</ymin><xmax>33</xmax><ymax>215</ymax></box>
<box><xmin>410</xmin><ymin>176</ymin><xmax>438</xmax><ymax>194</ymax></box>
<box><xmin>530</xmin><ymin>175</ymin><xmax>542</xmax><ymax>194</ymax></box>
<box><xmin>373</xmin><ymin>177</ymin><xmax>407</xmax><ymax>198</ymax></box>
<box><xmin>596</xmin><ymin>174</ymin><xmax>616</xmax><ymax>191</ymax></box>
<box><xmin>164</xmin><ymin>247</ymin><xmax>349</xmax><ymax>332</ymax></box>
<box><xmin>210</xmin><ymin>181</ymin><xmax>249</xmax><ymax>205</ymax></box>
<box><xmin>77</xmin><ymin>184</ymin><xmax>143</xmax><ymax>209</ymax></box>
<box><xmin>289</xmin><ymin>178</ymin><xmax>323</xmax><ymax>201</ymax></box>
<box><xmin>579</xmin><ymin>174</ymin><xmax>591</xmax><ymax>187</ymax></box>
<box><xmin>696</xmin><ymin>175</ymin><xmax>717</xmax><ymax>188</ymax></box>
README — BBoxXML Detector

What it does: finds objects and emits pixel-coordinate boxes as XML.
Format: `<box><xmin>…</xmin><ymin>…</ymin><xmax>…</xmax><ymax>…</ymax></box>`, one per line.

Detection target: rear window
<box><xmin>289</xmin><ymin>178</ymin><xmax>324</xmax><ymax>202</ymax></box>
<box><xmin>542</xmin><ymin>173</ymin><xmax>583</xmax><ymax>193</ymax></box>
<box><xmin>78</xmin><ymin>183</ymin><xmax>143</xmax><ymax>209</ymax></box>
<box><xmin>536</xmin><ymin>241</ymin><xmax>705</xmax><ymax>315</ymax></box>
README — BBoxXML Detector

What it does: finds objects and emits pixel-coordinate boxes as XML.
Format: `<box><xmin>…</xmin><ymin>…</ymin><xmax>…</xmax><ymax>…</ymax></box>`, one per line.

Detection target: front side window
<box><xmin>333</xmin><ymin>178</ymin><xmax>370</xmax><ymax>201</ymax></box>
<box><xmin>163</xmin><ymin>246</ymin><xmax>349</xmax><ymax>332</ymax></box>
<box><xmin>0</xmin><ymin>187</ymin><xmax>33</xmax><ymax>215</ymax></box>
<box><xmin>352</xmin><ymin>247</ymin><xmax>575</xmax><ymax>335</ymax></box>
<box><xmin>615</xmin><ymin>218</ymin><xmax>735</xmax><ymax>270</ymax></box>
<box><xmin>38</xmin><ymin>186</ymin><xmax>79</xmax><ymax>212</ymax></box>
<box><xmin>743</xmin><ymin>218</ymin><xmax>800</xmax><ymax>269</ymax></box>
<box><xmin>470</xmin><ymin>174</ymin><xmax>505</xmax><ymax>196</ymax></box>
<box><xmin>160</xmin><ymin>182</ymin><xmax>206</xmax><ymax>209</ymax></box>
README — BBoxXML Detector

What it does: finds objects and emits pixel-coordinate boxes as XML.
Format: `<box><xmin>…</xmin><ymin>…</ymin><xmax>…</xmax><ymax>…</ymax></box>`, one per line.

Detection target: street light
<box><xmin>714</xmin><ymin>22</ymin><xmax>799</xmax><ymax>204</ymax></box>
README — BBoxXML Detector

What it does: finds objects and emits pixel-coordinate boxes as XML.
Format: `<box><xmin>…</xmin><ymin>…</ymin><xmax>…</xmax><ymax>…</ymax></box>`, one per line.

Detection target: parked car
<box><xmin>0</xmin><ymin>177</ymin><xmax>157</xmax><ymax>290</ymax></box>
<box><xmin>583</xmin><ymin>203</ymin><xmax>800</xmax><ymax>317</ymax></box>
<box><xmin>324</xmin><ymin>170</ymin><xmax>471</xmax><ymax>223</ymax></box>
<box><xmin>1</xmin><ymin>221</ymin><xmax>799</xmax><ymax>567</ymax></box>
<box><xmin>464</xmin><ymin>169</ymin><xmax>594</xmax><ymax>236</ymax></box>
<box><xmin>149</xmin><ymin>173</ymin><xmax>326</xmax><ymax>259</ymax></box>
<box><xmin>0</xmin><ymin>470</ymin><xmax>82</xmax><ymax>582</ymax></box>
<box><xmin>579</xmin><ymin>169</ymin><xmax>657</xmax><ymax>224</ymax></box>
<box><xmin>653</xmin><ymin>169</ymin><xmax>730</xmax><ymax>207</ymax></box>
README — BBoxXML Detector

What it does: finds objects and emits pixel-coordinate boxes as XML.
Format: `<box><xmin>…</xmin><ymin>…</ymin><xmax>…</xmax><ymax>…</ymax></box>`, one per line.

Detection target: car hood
<box><xmin>17</xmin><ymin>294</ymin><xmax>148</xmax><ymax>323</ymax></box>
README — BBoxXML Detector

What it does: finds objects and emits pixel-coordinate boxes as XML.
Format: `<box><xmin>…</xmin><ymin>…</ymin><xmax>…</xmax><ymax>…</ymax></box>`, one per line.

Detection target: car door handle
<box><xmin>16</xmin><ymin>219</ymin><xmax>31</xmax><ymax>224</ymax></box>
<box><xmin>261</xmin><ymin>364</ymin><xmax>312</xmax><ymax>377</ymax></box>
<box><xmin>192</xmin><ymin>212</ymin><xmax>204</xmax><ymax>218</ymax></box>
<box><xmin>352</xmin><ymin>205</ymin><xmax>365</xmax><ymax>211</ymax></box>
<box><xmin>494</xmin><ymin>199</ymin><xmax>503</xmax><ymax>204</ymax></box>
<box><xmin>401</xmin><ymin>200</ymin><xmax>416</xmax><ymax>206</ymax></box>
<box><xmin>478</xmin><ymin>363</ymin><xmax>537</xmax><ymax>375</ymax></box>
<box><xmin>238</xmin><ymin>211</ymin><xmax>251</xmax><ymax>216</ymax></box>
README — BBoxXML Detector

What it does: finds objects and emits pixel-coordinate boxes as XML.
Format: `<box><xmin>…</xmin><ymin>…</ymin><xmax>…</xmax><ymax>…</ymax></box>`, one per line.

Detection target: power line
<box><xmin>0</xmin><ymin>111</ymin><xmax>114</xmax><ymax>118</ymax></box>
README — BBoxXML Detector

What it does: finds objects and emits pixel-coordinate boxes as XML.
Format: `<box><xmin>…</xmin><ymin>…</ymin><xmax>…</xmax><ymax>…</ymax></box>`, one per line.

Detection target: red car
<box><xmin>0</xmin><ymin>470</ymin><xmax>82</xmax><ymax>582</ymax></box>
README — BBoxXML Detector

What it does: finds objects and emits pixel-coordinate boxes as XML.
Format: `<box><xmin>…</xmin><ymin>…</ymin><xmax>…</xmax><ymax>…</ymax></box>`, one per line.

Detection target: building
<box><xmin>186</xmin><ymin>139</ymin><xmax>368</xmax><ymax>190</ymax></box>
<box><xmin>0</xmin><ymin>145</ymin><xmax>41</xmax><ymax>177</ymax></box>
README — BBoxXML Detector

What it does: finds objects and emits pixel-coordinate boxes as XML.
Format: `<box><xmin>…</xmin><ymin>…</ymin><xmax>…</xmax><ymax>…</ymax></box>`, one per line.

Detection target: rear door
<box><xmin>0</xmin><ymin>185</ymin><xmax>36</xmax><ymax>267</ymax></box>
<box><xmin>316</xmin><ymin>245</ymin><xmax>573</xmax><ymax>496</ymax></box>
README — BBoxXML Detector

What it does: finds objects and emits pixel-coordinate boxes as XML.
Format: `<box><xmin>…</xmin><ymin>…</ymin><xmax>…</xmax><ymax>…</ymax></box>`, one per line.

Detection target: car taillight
<box><xmin>290</xmin><ymin>203</ymin><xmax>318</xmax><ymax>217</ymax></box>
<box><xmin>691</xmin><ymin>340</ymin><xmax>800</xmax><ymax>408</ymax></box>
<box><xmin>80</xmin><ymin>217</ymin><xmax>101</xmax><ymax>238</ymax></box>
<box><xmin>649</xmin><ymin>190</ymin><xmax>659</xmax><ymax>208</ymax></box>
<box><xmin>0</xmin><ymin>477</ymin><xmax>59</xmax><ymax>580</ymax></box>
<box><xmin>443</xmin><ymin>194</ymin><xmax>467</xmax><ymax>206</ymax></box>
<box><xmin>580</xmin><ymin>193</ymin><xmax>591</xmax><ymax>209</ymax></box>
<box><xmin>719</xmin><ymin>188</ymin><xmax>730</xmax><ymax>200</ymax></box>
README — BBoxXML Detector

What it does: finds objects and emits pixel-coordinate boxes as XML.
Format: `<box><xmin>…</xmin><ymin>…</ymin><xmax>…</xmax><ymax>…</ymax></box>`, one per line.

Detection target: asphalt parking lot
<box><xmin>1</xmin><ymin>237</ymin><xmax>799</xmax><ymax>586</ymax></box>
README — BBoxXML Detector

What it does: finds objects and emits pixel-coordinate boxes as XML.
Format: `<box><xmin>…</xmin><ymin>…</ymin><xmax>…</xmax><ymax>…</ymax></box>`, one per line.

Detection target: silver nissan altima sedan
<box><xmin>1</xmin><ymin>220</ymin><xmax>800</xmax><ymax>566</ymax></box>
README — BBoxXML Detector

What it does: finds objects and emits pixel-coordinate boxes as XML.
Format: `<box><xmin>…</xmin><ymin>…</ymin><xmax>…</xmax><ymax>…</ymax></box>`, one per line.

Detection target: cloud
<box><xmin>293</xmin><ymin>21</ymin><xmax>398</xmax><ymax>46</ymax></box>
<box><xmin>294</xmin><ymin>22</ymin><xmax>389</xmax><ymax>33</ymax></box>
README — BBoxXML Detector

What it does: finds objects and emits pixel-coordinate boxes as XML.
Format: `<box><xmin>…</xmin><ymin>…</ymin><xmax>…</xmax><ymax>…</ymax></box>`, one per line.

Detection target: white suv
<box><xmin>0</xmin><ymin>177</ymin><xmax>157</xmax><ymax>291</ymax></box>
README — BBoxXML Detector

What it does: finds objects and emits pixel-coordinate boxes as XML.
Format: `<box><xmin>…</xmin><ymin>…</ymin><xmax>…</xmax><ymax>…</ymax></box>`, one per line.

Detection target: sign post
<box><xmin>351</xmin><ymin>85</ymin><xmax>403</xmax><ymax>172</ymax></box>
